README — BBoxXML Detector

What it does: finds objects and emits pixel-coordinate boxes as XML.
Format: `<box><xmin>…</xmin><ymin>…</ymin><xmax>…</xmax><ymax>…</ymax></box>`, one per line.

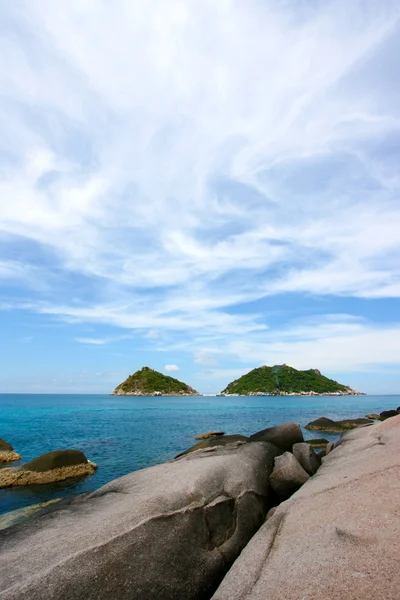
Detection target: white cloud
<box><xmin>0</xmin><ymin>0</ymin><xmax>400</xmax><ymax>382</ymax></box>
<box><xmin>164</xmin><ymin>364</ymin><xmax>179</xmax><ymax>372</ymax></box>
<box><xmin>205</xmin><ymin>316</ymin><xmax>400</xmax><ymax>374</ymax></box>
<box><xmin>75</xmin><ymin>337</ymin><xmax>107</xmax><ymax>345</ymax></box>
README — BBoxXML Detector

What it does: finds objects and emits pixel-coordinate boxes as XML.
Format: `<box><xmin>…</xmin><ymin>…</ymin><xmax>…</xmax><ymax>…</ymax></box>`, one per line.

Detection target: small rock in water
<box><xmin>0</xmin><ymin>449</ymin><xmax>97</xmax><ymax>489</ymax></box>
<box><xmin>304</xmin><ymin>438</ymin><xmax>329</xmax><ymax>449</ymax></box>
<box><xmin>0</xmin><ymin>438</ymin><xmax>22</xmax><ymax>463</ymax></box>
<box><xmin>305</xmin><ymin>417</ymin><xmax>373</xmax><ymax>433</ymax></box>
<box><xmin>380</xmin><ymin>410</ymin><xmax>399</xmax><ymax>420</ymax></box>
<box><xmin>365</xmin><ymin>414</ymin><xmax>382</xmax><ymax>420</ymax></box>
<box><xmin>195</xmin><ymin>431</ymin><xmax>225</xmax><ymax>440</ymax></box>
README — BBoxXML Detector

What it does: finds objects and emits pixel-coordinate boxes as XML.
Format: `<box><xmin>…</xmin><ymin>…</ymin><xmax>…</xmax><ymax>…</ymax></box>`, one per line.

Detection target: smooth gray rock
<box><xmin>212</xmin><ymin>415</ymin><xmax>400</xmax><ymax>600</ymax></box>
<box><xmin>292</xmin><ymin>442</ymin><xmax>320</xmax><ymax>475</ymax></box>
<box><xmin>269</xmin><ymin>452</ymin><xmax>310</xmax><ymax>498</ymax></box>
<box><xmin>249</xmin><ymin>422</ymin><xmax>303</xmax><ymax>451</ymax></box>
<box><xmin>266</xmin><ymin>506</ymin><xmax>277</xmax><ymax>519</ymax></box>
<box><xmin>0</xmin><ymin>441</ymin><xmax>280</xmax><ymax>600</ymax></box>
<box><xmin>325</xmin><ymin>441</ymin><xmax>335</xmax><ymax>455</ymax></box>
<box><xmin>16</xmin><ymin>449</ymin><xmax>89</xmax><ymax>472</ymax></box>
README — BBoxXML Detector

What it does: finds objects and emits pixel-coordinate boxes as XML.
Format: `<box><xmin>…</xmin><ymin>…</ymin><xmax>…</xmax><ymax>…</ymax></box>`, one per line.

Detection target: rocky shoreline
<box><xmin>1</xmin><ymin>408</ymin><xmax>400</xmax><ymax>599</ymax></box>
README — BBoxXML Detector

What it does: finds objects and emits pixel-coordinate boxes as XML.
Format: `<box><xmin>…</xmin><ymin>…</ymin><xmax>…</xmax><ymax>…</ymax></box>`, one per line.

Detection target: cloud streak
<box><xmin>0</xmin><ymin>1</ymin><xmax>400</xmax><ymax>388</ymax></box>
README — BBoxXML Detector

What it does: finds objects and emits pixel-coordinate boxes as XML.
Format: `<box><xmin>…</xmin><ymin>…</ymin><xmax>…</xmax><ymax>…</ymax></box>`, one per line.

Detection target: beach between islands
<box><xmin>1</xmin><ymin>405</ymin><xmax>400</xmax><ymax>599</ymax></box>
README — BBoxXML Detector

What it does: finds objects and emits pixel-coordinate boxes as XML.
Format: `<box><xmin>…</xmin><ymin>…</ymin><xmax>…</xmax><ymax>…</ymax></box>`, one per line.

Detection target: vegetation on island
<box><xmin>112</xmin><ymin>366</ymin><xmax>199</xmax><ymax>396</ymax></box>
<box><xmin>221</xmin><ymin>365</ymin><xmax>360</xmax><ymax>396</ymax></box>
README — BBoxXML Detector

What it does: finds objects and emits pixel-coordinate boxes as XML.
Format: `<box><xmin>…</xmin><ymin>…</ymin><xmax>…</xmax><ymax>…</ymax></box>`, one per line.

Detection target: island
<box><xmin>220</xmin><ymin>364</ymin><xmax>364</xmax><ymax>396</ymax></box>
<box><xmin>111</xmin><ymin>366</ymin><xmax>200</xmax><ymax>396</ymax></box>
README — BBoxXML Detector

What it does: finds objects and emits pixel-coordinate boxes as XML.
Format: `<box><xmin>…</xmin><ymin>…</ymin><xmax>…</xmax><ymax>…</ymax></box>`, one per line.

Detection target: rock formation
<box><xmin>269</xmin><ymin>452</ymin><xmax>310</xmax><ymax>498</ymax></box>
<box><xmin>249</xmin><ymin>422</ymin><xmax>303</xmax><ymax>451</ymax></box>
<box><xmin>0</xmin><ymin>449</ymin><xmax>97</xmax><ymax>488</ymax></box>
<box><xmin>305</xmin><ymin>416</ymin><xmax>373</xmax><ymax>432</ymax></box>
<box><xmin>212</xmin><ymin>415</ymin><xmax>400</xmax><ymax>600</ymax></box>
<box><xmin>0</xmin><ymin>437</ymin><xmax>21</xmax><ymax>463</ymax></box>
<box><xmin>292</xmin><ymin>442</ymin><xmax>320</xmax><ymax>475</ymax></box>
<box><xmin>0</xmin><ymin>441</ymin><xmax>280</xmax><ymax>600</ymax></box>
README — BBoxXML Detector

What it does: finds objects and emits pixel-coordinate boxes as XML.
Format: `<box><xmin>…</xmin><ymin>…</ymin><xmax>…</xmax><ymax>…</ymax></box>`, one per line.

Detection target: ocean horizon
<box><xmin>1</xmin><ymin>393</ymin><xmax>399</xmax><ymax>515</ymax></box>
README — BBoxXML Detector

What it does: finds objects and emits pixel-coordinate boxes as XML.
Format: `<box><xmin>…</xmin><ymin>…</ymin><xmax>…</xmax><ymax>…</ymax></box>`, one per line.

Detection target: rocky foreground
<box><xmin>213</xmin><ymin>415</ymin><xmax>400</xmax><ymax>600</ymax></box>
<box><xmin>0</xmin><ymin>416</ymin><xmax>399</xmax><ymax>599</ymax></box>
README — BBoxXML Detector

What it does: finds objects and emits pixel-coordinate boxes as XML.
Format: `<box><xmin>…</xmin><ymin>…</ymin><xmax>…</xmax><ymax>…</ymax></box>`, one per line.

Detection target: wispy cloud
<box><xmin>75</xmin><ymin>337</ymin><xmax>108</xmax><ymax>345</ymax></box>
<box><xmin>0</xmin><ymin>1</ymin><xmax>400</xmax><ymax>390</ymax></box>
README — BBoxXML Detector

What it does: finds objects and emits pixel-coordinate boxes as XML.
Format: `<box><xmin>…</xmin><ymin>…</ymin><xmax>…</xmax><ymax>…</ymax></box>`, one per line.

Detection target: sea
<box><xmin>1</xmin><ymin>393</ymin><xmax>398</xmax><ymax>515</ymax></box>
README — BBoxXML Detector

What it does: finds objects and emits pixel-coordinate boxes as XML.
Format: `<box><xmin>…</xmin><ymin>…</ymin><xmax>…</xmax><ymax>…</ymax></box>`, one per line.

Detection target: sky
<box><xmin>1</xmin><ymin>0</ymin><xmax>400</xmax><ymax>394</ymax></box>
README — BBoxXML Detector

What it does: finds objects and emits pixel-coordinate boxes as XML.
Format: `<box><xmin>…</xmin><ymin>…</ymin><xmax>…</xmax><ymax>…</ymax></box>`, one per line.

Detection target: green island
<box><xmin>111</xmin><ymin>366</ymin><xmax>199</xmax><ymax>396</ymax></box>
<box><xmin>221</xmin><ymin>364</ymin><xmax>364</xmax><ymax>396</ymax></box>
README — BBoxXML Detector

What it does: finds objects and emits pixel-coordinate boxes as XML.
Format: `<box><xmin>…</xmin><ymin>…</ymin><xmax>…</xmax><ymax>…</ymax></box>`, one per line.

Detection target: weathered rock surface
<box><xmin>365</xmin><ymin>413</ymin><xmax>382</xmax><ymax>420</ymax></box>
<box><xmin>175</xmin><ymin>434</ymin><xmax>248</xmax><ymax>457</ymax></box>
<box><xmin>269</xmin><ymin>452</ymin><xmax>310</xmax><ymax>498</ymax></box>
<box><xmin>305</xmin><ymin>416</ymin><xmax>373</xmax><ymax>432</ymax></box>
<box><xmin>0</xmin><ymin>441</ymin><xmax>280</xmax><ymax>600</ymax></box>
<box><xmin>249</xmin><ymin>422</ymin><xmax>303</xmax><ymax>451</ymax></box>
<box><xmin>292</xmin><ymin>442</ymin><xmax>320</xmax><ymax>475</ymax></box>
<box><xmin>0</xmin><ymin>438</ymin><xmax>21</xmax><ymax>463</ymax></box>
<box><xmin>325</xmin><ymin>440</ymin><xmax>335</xmax><ymax>455</ymax></box>
<box><xmin>212</xmin><ymin>415</ymin><xmax>400</xmax><ymax>600</ymax></box>
<box><xmin>195</xmin><ymin>431</ymin><xmax>225</xmax><ymax>440</ymax></box>
<box><xmin>0</xmin><ymin>450</ymin><xmax>97</xmax><ymax>488</ymax></box>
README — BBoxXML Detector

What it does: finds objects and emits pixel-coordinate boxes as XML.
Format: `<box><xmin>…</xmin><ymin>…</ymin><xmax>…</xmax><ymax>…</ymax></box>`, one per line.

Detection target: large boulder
<box><xmin>292</xmin><ymin>442</ymin><xmax>320</xmax><ymax>475</ymax></box>
<box><xmin>0</xmin><ymin>438</ymin><xmax>21</xmax><ymax>463</ymax></box>
<box><xmin>16</xmin><ymin>449</ymin><xmax>89</xmax><ymax>472</ymax></box>
<box><xmin>175</xmin><ymin>434</ymin><xmax>248</xmax><ymax>457</ymax></box>
<box><xmin>380</xmin><ymin>410</ymin><xmax>399</xmax><ymax>420</ymax></box>
<box><xmin>0</xmin><ymin>450</ymin><xmax>97</xmax><ymax>488</ymax></box>
<box><xmin>305</xmin><ymin>416</ymin><xmax>373</xmax><ymax>433</ymax></box>
<box><xmin>212</xmin><ymin>415</ymin><xmax>400</xmax><ymax>600</ymax></box>
<box><xmin>0</xmin><ymin>441</ymin><xmax>280</xmax><ymax>600</ymax></box>
<box><xmin>249</xmin><ymin>422</ymin><xmax>303</xmax><ymax>451</ymax></box>
<box><xmin>269</xmin><ymin>452</ymin><xmax>310</xmax><ymax>498</ymax></box>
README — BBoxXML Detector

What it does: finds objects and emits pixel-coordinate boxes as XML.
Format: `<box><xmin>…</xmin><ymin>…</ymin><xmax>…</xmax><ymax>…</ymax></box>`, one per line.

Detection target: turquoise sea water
<box><xmin>1</xmin><ymin>393</ymin><xmax>398</xmax><ymax>515</ymax></box>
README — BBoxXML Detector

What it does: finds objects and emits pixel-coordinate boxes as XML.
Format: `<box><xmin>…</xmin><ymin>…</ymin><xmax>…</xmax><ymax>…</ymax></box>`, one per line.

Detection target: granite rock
<box><xmin>249</xmin><ymin>422</ymin><xmax>303</xmax><ymax>451</ymax></box>
<box><xmin>212</xmin><ymin>415</ymin><xmax>400</xmax><ymax>600</ymax></box>
<box><xmin>0</xmin><ymin>441</ymin><xmax>280</xmax><ymax>600</ymax></box>
<box><xmin>269</xmin><ymin>452</ymin><xmax>310</xmax><ymax>498</ymax></box>
<box><xmin>292</xmin><ymin>442</ymin><xmax>320</xmax><ymax>475</ymax></box>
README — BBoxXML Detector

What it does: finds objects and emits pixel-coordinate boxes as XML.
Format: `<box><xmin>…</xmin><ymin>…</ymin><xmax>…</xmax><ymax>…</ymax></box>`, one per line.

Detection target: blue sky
<box><xmin>1</xmin><ymin>0</ymin><xmax>400</xmax><ymax>394</ymax></box>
